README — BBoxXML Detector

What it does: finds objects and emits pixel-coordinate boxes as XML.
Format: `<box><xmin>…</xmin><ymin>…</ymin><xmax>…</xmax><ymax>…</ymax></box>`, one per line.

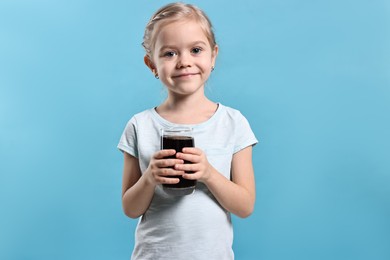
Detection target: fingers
<box><xmin>150</xmin><ymin>149</ymin><xmax>186</xmax><ymax>185</ymax></box>
<box><xmin>174</xmin><ymin>163</ymin><xmax>197</xmax><ymax>172</ymax></box>
<box><xmin>176</xmin><ymin>149</ymin><xmax>201</xmax><ymax>163</ymax></box>
<box><xmin>150</xmin><ymin>165</ymin><xmax>184</xmax><ymax>185</ymax></box>
<box><xmin>174</xmin><ymin>148</ymin><xmax>212</xmax><ymax>182</ymax></box>
<box><xmin>155</xmin><ymin>174</ymin><xmax>181</xmax><ymax>184</ymax></box>
<box><xmin>149</xmin><ymin>148</ymin><xmax>207</xmax><ymax>185</ymax></box>
<box><xmin>181</xmin><ymin>147</ymin><xmax>201</xmax><ymax>155</ymax></box>
<box><xmin>181</xmin><ymin>172</ymin><xmax>197</xmax><ymax>180</ymax></box>
<box><xmin>154</xmin><ymin>149</ymin><xmax>176</xmax><ymax>159</ymax></box>
<box><xmin>156</xmin><ymin>158</ymin><xmax>184</xmax><ymax>168</ymax></box>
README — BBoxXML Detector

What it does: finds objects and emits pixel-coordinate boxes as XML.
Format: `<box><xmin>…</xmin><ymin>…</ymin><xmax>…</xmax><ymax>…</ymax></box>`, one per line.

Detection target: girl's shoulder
<box><xmin>126</xmin><ymin>107</ymin><xmax>156</xmax><ymax>123</ymax></box>
<box><xmin>218</xmin><ymin>103</ymin><xmax>247</xmax><ymax>121</ymax></box>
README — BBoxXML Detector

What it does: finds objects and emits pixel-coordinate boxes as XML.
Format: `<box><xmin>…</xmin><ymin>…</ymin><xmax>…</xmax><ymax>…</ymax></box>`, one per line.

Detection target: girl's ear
<box><xmin>212</xmin><ymin>45</ymin><xmax>219</xmax><ymax>57</ymax></box>
<box><xmin>144</xmin><ymin>55</ymin><xmax>156</xmax><ymax>74</ymax></box>
<box><xmin>211</xmin><ymin>45</ymin><xmax>219</xmax><ymax>65</ymax></box>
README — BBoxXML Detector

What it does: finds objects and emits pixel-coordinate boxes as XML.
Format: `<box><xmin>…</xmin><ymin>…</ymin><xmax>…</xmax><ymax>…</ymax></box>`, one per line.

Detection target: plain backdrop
<box><xmin>1</xmin><ymin>0</ymin><xmax>389</xmax><ymax>259</ymax></box>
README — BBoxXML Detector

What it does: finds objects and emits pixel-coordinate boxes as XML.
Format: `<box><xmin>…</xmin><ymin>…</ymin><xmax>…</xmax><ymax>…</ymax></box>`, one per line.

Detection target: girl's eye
<box><xmin>164</xmin><ymin>51</ymin><xmax>176</xmax><ymax>57</ymax></box>
<box><xmin>191</xmin><ymin>47</ymin><xmax>202</xmax><ymax>54</ymax></box>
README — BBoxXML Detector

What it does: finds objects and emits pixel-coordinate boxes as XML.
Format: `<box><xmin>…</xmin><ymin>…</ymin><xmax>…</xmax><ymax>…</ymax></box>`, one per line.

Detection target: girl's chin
<box><xmin>167</xmin><ymin>86</ymin><xmax>205</xmax><ymax>97</ymax></box>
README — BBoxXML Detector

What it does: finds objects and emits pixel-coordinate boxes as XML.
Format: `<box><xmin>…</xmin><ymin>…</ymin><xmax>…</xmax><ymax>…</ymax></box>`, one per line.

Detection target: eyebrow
<box><xmin>158</xmin><ymin>41</ymin><xmax>208</xmax><ymax>52</ymax></box>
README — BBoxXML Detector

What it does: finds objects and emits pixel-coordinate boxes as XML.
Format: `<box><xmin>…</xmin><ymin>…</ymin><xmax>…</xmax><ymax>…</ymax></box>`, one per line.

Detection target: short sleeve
<box><xmin>117</xmin><ymin>117</ymin><xmax>138</xmax><ymax>157</ymax></box>
<box><xmin>233</xmin><ymin>113</ymin><xmax>258</xmax><ymax>154</ymax></box>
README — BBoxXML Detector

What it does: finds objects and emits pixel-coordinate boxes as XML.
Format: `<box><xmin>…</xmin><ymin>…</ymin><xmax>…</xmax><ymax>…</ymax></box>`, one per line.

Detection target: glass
<box><xmin>161</xmin><ymin>127</ymin><xmax>196</xmax><ymax>196</ymax></box>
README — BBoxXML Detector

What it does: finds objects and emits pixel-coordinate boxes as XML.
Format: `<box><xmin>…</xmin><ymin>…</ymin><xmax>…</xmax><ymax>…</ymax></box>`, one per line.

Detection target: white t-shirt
<box><xmin>118</xmin><ymin>103</ymin><xmax>258</xmax><ymax>260</ymax></box>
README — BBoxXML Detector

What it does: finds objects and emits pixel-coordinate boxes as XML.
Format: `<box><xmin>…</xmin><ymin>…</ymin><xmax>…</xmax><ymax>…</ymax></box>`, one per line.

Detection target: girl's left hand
<box><xmin>175</xmin><ymin>147</ymin><xmax>213</xmax><ymax>183</ymax></box>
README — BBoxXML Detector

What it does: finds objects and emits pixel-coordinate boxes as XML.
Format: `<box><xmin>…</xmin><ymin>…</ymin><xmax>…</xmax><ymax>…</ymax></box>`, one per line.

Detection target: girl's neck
<box><xmin>156</xmin><ymin>94</ymin><xmax>218</xmax><ymax>125</ymax></box>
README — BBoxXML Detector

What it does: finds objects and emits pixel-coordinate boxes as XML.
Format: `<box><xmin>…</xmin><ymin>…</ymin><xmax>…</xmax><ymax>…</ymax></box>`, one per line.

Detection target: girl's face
<box><xmin>146</xmin><ymin>19</ymin><xmax>218</xmax><ymax>97</ymax></box>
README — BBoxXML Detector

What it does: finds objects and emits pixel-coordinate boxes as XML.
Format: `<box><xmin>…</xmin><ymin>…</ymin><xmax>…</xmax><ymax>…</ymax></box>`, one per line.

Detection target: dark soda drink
<box><xmin>161</xmin><ymin>131</ymin><xmax>196</xmax><ymax>195</ymax></box>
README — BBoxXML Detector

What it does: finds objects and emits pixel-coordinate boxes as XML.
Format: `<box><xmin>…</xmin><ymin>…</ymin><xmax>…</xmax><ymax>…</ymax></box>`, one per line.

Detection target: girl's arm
<box><xmin>122</xmin><ymin>150</ymin><xmax>185</xmax><ymax>218</ymax></box>
<box><xmin>121</xmin><ymin>152</ymin><xmax>155</xmax><ymax>218</ymax></box>
<box><xmin>205</xmin><ymin>146</ymin><xmax>255</xmax><ymax>218</ymax></box>
<box><xmin>176</xmin><ymin>146</ymin><xmax>255</xmax><ymax>218</ymax></box>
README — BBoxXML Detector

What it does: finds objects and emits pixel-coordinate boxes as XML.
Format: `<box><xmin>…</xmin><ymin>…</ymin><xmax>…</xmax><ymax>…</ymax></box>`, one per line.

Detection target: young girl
<box><xmin>118</xmin><ymin>2</ymin><xmax>258</xmax><ymax>259</ymax></box>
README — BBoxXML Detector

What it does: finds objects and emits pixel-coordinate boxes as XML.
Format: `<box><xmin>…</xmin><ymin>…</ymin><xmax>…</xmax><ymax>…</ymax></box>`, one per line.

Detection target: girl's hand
<box><xmin>145</xmin><ymin>149</ymin><xmax>184</xmax><ymax>186</ymax></box>
<box><xmin>175</xmin><ymin>147</ymin><xmax>213</xmax><ymax>183</ymax></box>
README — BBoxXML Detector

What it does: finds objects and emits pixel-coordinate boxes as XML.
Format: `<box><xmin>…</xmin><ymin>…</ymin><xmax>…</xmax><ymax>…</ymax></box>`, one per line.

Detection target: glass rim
<box><xmin>161</xmin><ymin>127</ymin><xmax>193</xmax><ymax>132</ymax></box>
<box><xmin>161</xmin><ymin>127</ymin><xmax>193</xmax><ymax>137</ymax></box>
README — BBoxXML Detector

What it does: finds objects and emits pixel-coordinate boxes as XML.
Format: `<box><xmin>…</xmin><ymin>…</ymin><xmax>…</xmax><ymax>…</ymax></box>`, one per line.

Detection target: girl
<box><xmin>118</xmin><ymin>2</ymin><xmax>258</xmax><ymax>259</ymax></box>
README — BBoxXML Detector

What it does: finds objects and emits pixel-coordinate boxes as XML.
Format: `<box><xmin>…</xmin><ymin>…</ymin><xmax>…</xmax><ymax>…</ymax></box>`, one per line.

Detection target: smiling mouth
<box><xmin>172</xmin><ymin>73</ymin><xmax>198</xmax><ymax>78</ymax></box>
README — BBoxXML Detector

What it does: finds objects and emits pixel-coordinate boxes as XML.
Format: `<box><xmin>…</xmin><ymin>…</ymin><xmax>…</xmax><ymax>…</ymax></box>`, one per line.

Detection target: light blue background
<box><xmin>1</xmin><ymin>0</ymin><xmax>389</xmax><ymax>259</ymax></box>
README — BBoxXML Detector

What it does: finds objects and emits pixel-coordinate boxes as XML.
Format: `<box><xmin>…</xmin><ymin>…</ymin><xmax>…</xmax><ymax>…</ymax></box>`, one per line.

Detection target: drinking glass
<box><xmin>161</xmin><ymin>127</ymin><xmax>196</xmax><ymax>196</ymax></box>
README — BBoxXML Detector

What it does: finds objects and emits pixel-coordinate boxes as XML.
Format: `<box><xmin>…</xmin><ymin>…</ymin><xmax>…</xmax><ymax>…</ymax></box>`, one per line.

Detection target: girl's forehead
<box><xmin>159</xmin><ymin>19</ymin><xmax>202</xmax><ymax>33</ymax></box>
<box><xmin>155</xmin><ymin>20</ymin><xmax>208</xmax><ymax>43</ymax></box>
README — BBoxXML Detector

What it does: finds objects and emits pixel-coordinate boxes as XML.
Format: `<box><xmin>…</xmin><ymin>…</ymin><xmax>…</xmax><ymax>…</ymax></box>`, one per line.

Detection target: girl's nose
<box><xmin>176</xmin><ymin>53</ymin><xmax>192</xmax><ymax>68</ymax></box>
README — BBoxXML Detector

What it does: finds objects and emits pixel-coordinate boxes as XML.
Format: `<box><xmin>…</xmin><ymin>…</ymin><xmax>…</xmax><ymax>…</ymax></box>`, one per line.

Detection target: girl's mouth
<box><xmin>172</xmin><ymin>73</ymin><xmax>198</xmax><ymax>78</ymax></box>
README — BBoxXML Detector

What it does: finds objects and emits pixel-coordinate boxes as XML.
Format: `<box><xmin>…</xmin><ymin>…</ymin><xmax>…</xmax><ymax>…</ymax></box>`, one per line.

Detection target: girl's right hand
<box><xmin>145</xmin><ymin>149</ymin><xmax>184</xmax><ymax>186</ymax></box>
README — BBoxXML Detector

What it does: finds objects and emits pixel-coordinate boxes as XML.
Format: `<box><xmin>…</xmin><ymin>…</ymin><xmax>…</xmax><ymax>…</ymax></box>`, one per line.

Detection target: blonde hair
<box><xmin>142</xmin><ymin>2</ymin><xmax>217</xmax><ymax>58</ymax></box>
